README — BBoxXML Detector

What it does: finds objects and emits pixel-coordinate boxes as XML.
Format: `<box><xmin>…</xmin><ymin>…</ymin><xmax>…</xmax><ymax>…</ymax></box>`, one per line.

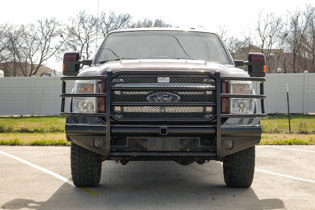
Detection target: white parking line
<box><xmin>0</xmin><ymin>150</ymin><xmax>74</xmax><ymax>187</ymax></box>
<box><xmin>256</xmin><ymin>168</ymin><xmax>315</xmax><ymax>184</ymax></box>
<box><xmin>259</xmin><ymin>145</ymin><xmax>315</xmax><ymax>153</ymax></box>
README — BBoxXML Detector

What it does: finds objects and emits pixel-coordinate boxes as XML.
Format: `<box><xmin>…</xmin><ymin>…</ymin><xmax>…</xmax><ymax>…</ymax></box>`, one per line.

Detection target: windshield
<box><xmin>94</xmin><ymin>30</ymin><xmax>231</xmax><ymax>64</ymax></box>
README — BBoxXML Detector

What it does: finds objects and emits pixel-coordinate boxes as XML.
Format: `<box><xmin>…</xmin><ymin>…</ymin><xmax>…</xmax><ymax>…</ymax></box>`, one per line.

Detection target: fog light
<box><xmin>114</xmin><ymin>114</ymin><xmax>122</xmax><ymax>119</ymax></box>
<box><xmin>204</xmin><ymin>114</ymin><xmax>212</xmax><ymax>119</ymax></box>
<box><xmin>223</xmin><ymin>139</ymin><xmax>234</xmax><ymax>150</ymax></box>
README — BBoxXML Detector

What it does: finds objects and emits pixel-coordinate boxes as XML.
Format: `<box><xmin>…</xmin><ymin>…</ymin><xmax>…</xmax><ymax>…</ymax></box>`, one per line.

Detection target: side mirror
<box><xmin>248</xmin><ymin>53</ymin><xmax>266</xmax><ymax>77</ymax></box>
<box><xmin>63</xmin><ymin>52</ymin><xmax>80</xmax><ymax>76</ymax></box>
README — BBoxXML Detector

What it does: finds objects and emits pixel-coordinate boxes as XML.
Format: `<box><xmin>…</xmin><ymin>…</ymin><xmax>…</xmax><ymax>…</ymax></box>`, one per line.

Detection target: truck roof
<box><xmin>108</xmin><ymin>27</ymin><xmax>216</xmax><ymax>35</ymax></box>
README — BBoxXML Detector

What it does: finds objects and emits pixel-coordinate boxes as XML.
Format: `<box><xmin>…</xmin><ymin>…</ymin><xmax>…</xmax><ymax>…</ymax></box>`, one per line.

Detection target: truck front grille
<box><xmin>110</xmin><ymin>72</ymin><xmax>216</xmax><ymax>122</ymax></box>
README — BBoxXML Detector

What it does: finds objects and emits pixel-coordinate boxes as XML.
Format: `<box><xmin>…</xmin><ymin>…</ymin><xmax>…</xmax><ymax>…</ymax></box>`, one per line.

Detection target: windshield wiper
<box><xmin>99</xmin><ymin>58</ymin><xmax>120</xmax><ymax>64</ymax></box>
<box><xmin>104</xmin><ymin>48</ymin><xmax>120</xmax><ymax>58</ymax></box>
<box><xmin>99</xmin><ymin>48</ymin><xmax>121</xmax><ymax>64</ymax></box>
<box><xmin>99</xmin><ymin>48</ymin><xmax>141</xmax><ymax>64</ymax></box>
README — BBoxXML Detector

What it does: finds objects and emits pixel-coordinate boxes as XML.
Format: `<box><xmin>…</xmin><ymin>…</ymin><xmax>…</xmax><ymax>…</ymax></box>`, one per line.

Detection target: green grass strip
<box><xmin>0</xmin><ymin>133</ymin><xmax>69</xmax><ymax>146</ymax></box>
<box><xmin>0</xmin><ymin>139</ymin><xmax>23</xmax><ymax>146</ymax></box>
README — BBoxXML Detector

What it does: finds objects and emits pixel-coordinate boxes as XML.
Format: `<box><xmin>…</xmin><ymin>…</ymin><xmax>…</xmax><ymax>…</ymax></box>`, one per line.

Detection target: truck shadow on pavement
<box><xmin>1</xmin><ymin>199</ymin><xmax>43</xmax><ymax>210</ymax></box>
<box><xmin>2</xmin><ymin>161</ymin><xmax>285</xmax><ymax>210</ymax></box>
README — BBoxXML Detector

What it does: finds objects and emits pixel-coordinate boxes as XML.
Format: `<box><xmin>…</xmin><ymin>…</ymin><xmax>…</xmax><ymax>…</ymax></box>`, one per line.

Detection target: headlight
<box><xmin>73</xmin><ymin>80</ymin><xmax>97</xmax><ymax>113</ymax></box>
<box><xmin>230</xmin><ymin>82</ymin><xmax>255</xmax><ymax>114</ymax></box>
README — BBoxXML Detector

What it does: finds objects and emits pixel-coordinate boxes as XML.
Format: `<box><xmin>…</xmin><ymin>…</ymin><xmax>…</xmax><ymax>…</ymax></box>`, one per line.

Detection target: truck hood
<box><xmin>78</xmin><ymin>59</ymin><xmax>249</xmax><ymax>77</ymax></box>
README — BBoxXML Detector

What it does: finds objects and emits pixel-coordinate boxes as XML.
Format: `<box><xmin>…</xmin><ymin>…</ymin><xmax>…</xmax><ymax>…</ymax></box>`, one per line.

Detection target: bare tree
<box><xmin>98</xmin><ymin>11</ymin><xmax>132</xmax><ymax>36</ymax></box>
<box><xmin>17</xmin><ymin>19</ymin><xmax>63</xmax><ymax>76</ymax></box>
<box><xmin>62</xmin><ymin>11</ymin><xmax>132</xmax><ymax>59</ymax></box>
<box><xmin>216</xmin><ymin>25</ymin><xmax>228</xmax><ymax>42</ymax></box>
<box><xmin>256</xmin><ymin>11</ymin><xmax>283</xmax><ymax>72</ymax></box>
<box><xmin>216</xmin><ymin>26</ymin><xmax>254</xmax><ymax>62</ymax></box>
<box><xmin>152</xmin><ymin>19</ymin><xmax>172</xmax><ymax>27</ymax></box>
<box><xmin>286</xmin><ymin>5</ymin><xmax>314</xmax><ymax>73</ymax></box>
<box><xmin>31</xmin><ymin>18</ymin><xmax>63</xmax><ymax>76</ymax></box>
<box><xmin>129</xmin><ymin>18</ymin><xmax>153</xmax><ymax>28</ymax></box>
<box><xmin>0</xmin><ymin>26</ymin><xmax>6</xmax><ymax>63</ymax></box>
<box><xmin>310</xmin><ymin>15</ymin><xmax>315</xmax><ymax>72</ymax></box>
<box><xmin>61</xmin><ymin>11</ymin><xmax>98</xmax><ymax>59</ymax></box>
<box><xmin>129</xmin><ymin>18</ymin><xmax>172</xmax><ymax>28</ymax></box>
<box><xmin>299</xmin><ymin>9</ymin><xmax>315</xmax><ymax>73</ymax></box>
<box><xmin>1</xmin><ymin>19</ymin><xmax>63</xmax><ymax>76</ymax></box>
<box><xmin>0</xmin><ymin>24</ymin><xmax>25</xmax><ymax>76</ymax></box>
<box><xmin>224</xmin><ymin>36</ymin><xmax>247</xmax><ymax>57</ymax></box>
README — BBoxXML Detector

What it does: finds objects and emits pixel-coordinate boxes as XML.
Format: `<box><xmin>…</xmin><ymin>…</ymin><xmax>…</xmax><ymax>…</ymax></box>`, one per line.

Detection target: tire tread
<box><xmin>223</xmin><ymin>146</ymin><xmax>255</xmax><ymax>188</ymax></box>
<box><xmin>71</xmin><ymin>143</ymin><xmax>102</xmax><ymax>187</ymax></box>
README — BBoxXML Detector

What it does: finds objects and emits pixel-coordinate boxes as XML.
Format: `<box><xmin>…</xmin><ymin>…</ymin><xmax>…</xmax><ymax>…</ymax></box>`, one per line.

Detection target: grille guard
<box><xmin>60</xmin><ymin>70</ymin><xmax>266</xmax><ymax>159</ymax></box>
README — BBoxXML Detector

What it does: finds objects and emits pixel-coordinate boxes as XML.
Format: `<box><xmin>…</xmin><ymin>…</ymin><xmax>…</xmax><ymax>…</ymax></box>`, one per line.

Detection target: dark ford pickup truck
<box><xmin>60</xmin><ymin>28</ymin><xmax>266</xmax><ymax>188</ymax></box>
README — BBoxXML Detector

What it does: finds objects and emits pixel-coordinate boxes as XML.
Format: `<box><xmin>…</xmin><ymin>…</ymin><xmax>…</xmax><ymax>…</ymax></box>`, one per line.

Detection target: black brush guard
<box><xmin>60</xmin><ymin>71</ymin><xmax>266</xmax><ymax>160</ymax></box>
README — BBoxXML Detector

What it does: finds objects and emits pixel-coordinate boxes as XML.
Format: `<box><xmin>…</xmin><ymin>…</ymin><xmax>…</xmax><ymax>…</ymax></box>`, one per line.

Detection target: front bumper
<box><xmin>66</xmin><ymin>117</ymin><xmax>261</xmax><ymax>160</ymax></box>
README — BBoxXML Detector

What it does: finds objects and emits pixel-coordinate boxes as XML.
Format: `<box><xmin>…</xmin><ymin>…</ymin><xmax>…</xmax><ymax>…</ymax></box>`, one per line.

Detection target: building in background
<box><xmin>0</xmin><ymin>62</ymin><xmax>56</xmax><ymax>77</ymax></box>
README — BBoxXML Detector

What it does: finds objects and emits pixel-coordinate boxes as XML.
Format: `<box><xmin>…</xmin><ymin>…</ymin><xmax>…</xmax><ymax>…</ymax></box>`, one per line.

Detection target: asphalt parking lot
<box><xmin>0</xmin><ymin>145</ymin><xmax>315</xmax><ymax>210</ymax></box>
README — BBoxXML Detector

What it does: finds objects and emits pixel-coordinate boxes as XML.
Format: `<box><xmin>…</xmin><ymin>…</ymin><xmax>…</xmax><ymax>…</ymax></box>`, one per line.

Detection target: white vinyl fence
<box><xmin>263</xmin><ymin>72</ymin><xmax>315</xmax><ymax>114</ymax></box>
<box><xmin>0</xmin><ymin>77</ymin><xmax>73</xmax><ymax>116</ymax></box>
<box><xmin>0</xmin><ymin>73</ymin><xmax>314</xmax><ymax>116</ymax></box>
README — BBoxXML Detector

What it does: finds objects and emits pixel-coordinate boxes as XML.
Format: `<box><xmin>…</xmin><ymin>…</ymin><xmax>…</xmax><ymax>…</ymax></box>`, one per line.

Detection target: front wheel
<box><xmin>223</xmin><ymin>146</ymin><xmax>255</xmax><ymax>188</ymax></box>
<box><xmin>71</xmin><ymin>142</ymin><xmax>102</xmax><ymax>187</ymax></box>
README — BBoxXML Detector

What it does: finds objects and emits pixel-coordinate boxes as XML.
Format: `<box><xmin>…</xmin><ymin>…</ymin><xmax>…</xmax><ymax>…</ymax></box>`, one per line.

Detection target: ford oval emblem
<box><xmin>147</xmin><ymin>92</ymin><xmax>180</xmax><ymax>103</ymax></box>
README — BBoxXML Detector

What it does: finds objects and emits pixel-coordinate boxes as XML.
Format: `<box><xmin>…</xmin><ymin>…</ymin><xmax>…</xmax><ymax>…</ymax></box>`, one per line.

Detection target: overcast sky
<box><xmin>0</xmin><ymin>0</ymin><xmax>314</xmax><ymax>70</ymax></box>
<box><xmin>1</xmin><ymin>0</ymin><xmax>314</xmax><ymax>34</ymax></box>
